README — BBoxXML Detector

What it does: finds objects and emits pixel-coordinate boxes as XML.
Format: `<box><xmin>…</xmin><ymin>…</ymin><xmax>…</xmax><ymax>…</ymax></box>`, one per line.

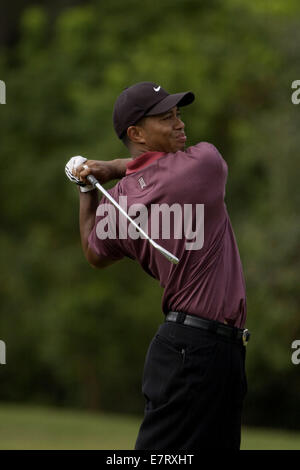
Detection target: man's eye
<box><xmin>162</xmin><ymin>113</ymin><xmax>181</xmax><ymax>120</ymax></box>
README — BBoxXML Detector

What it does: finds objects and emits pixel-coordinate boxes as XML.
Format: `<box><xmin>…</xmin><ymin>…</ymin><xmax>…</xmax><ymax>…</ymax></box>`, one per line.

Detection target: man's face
<box><xmin>138</xmin><ymin>106</ymin><xmax>186</xmax><ymax>153</ymax></box>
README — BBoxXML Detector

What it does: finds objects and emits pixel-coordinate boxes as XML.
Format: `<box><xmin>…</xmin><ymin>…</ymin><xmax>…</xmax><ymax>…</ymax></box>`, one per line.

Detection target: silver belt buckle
<box><xmin>242</xmin><ymin>328</ymin><xmax>250</xmax><ymax>346</ymax></box>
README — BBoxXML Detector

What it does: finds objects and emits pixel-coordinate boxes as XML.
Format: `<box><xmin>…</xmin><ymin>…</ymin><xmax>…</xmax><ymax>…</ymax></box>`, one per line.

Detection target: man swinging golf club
<box><xmin>65</xmin><ymin>81</ymin><xmax>250</xmax><ymax>450</ymax></box>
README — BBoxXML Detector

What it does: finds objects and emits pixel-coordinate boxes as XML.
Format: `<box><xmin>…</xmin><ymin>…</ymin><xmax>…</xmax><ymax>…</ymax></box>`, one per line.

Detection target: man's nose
<box><xmin>175</xmin><ymin>116</ymin><xmax>185</xmax><ymax>129</ymax></box>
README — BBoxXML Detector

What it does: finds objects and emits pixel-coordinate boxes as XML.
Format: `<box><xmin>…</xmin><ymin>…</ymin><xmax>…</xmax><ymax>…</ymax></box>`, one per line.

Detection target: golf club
<box><xmin>84</xmin><ymin>167</ymin><xmax>179</xmax><ymax>265</ymax></box>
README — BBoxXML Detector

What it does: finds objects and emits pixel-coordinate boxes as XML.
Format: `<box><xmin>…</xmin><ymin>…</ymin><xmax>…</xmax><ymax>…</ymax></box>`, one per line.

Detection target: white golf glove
<box><xmin>65</xmin><ymin>156</ymin><xmax>95</xmax><ymax>192</ymax></box>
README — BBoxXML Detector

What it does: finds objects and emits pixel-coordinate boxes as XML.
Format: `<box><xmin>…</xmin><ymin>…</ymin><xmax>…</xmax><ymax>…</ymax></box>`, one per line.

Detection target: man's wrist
<box><xmin>78</xmin><ymin>186</ymin><xmax>97</xmax><ymax>195</ymax></box>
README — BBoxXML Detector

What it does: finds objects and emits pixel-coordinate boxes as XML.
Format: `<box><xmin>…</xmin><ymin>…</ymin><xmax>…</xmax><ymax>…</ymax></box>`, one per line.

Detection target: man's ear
<box><xmin>127</xmin><ymin>125</ymin><xmax>146</xmax><ymax>144</ymax></box>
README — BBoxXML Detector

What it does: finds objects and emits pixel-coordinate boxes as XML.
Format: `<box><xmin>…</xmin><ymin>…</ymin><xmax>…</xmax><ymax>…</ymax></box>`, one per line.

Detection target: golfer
<box><xmin>65</xmin><ymin>82</ymin><xmax>249</xmax><ymax>450</ymax></box>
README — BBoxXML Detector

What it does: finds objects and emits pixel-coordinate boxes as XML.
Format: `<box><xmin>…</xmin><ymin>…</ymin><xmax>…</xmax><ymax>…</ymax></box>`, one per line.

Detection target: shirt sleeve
<box><xmin>88</xmin><ymin>225</ymin><xmax>125</xmax><ymax>261</ymax></box>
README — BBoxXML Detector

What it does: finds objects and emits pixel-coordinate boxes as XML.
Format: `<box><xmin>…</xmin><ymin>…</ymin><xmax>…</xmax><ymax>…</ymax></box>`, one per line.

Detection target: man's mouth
<box><xmin>176</xmin><ymin>134</ymin><xmax>187</xmax><ymax>143</ymax></box>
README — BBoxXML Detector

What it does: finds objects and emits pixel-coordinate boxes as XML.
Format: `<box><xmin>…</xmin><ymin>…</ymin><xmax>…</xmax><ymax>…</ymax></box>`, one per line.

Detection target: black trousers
<box><xmin>135</xmin><ymin>320</ymin><xmax>247</xmax><ymax>450</ymax></box>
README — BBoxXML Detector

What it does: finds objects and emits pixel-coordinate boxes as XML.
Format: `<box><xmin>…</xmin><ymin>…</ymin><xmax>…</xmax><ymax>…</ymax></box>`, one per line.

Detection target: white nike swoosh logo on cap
<box><xmin>153</xmin><ymin>86</ymin><xmax>161</xmax><ymax>92</ymax></box>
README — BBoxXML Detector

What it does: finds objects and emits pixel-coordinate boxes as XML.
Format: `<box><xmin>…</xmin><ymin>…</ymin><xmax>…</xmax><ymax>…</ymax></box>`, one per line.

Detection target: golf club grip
<box><xmin>86</xmin><ymin>174</ymin><xmax>98</xmax><ymax>186</ymax></box>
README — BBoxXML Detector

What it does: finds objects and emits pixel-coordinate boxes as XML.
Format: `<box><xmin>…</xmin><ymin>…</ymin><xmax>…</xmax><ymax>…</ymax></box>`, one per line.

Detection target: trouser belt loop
<box><xmin>231</xmin><ymin>327</ymin><xmax>239</xmax><ymax>340</ymax></box>
<box><xmin>208</xmin><ymin>320</ymin><xmax>219</xmax><ymax>333</ymax></box>
<box><xmin>175</xmin><ymin>311</ymin><xmax>186</xmax><ymax>324</ymax></box>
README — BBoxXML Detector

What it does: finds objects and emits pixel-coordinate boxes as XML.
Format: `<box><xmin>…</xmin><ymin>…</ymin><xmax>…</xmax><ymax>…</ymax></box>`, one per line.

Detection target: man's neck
<box><xmin>130</xmin><ymin>147</ymin><xmax>148</xmax><ymax>159</ymax></box>
<box><xmin>129</xmin><ymin>143</ymin><xmax>161</xmax><ymax>159</ymax></box>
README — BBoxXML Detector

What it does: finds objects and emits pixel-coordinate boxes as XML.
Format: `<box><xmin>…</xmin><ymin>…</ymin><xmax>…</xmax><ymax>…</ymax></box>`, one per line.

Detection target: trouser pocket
<box><xmin>142</xmin><ymin>332</ymin><xmax>218</xmax><ymax>409</ymax></box>
<box><xmin>141</xmin><ymin>334</ymin><xmax>186</xmax><ymax>409</ymax></box>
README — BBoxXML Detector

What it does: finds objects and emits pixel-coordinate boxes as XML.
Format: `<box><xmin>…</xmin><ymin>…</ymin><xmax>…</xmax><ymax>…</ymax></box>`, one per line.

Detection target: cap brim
<box><xmin>145</xmin><ymin>91</ymin><xmax>195</xmax><ymax>116</ymax></box>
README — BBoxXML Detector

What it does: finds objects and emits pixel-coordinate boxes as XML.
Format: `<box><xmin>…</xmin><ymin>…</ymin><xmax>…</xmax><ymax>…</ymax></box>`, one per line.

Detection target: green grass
<box><xmin>0</xmin><ymin>403</ymin><xmax>299</xmax><ymax>450</ymax></box>
<box><xmin>0</xmin><ymin>404</ymin><xmax>140</xmax><ymax>450</ymax></box>
<box><xmin>241</xmin><ymin>426</ymin><xmax>300</xmax><ymax>450</ymax></box>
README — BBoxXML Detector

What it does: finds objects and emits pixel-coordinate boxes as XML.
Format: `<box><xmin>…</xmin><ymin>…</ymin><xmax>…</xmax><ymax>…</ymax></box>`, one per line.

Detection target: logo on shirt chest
<box><xmin>138</xmin><ymin>176</ymin><xmax>147</xmax><ymax>189</ymax></box>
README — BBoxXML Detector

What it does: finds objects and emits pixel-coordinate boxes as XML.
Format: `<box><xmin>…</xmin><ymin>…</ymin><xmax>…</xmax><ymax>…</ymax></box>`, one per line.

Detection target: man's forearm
<box><xmin>79</xmin><ymin>188</ymin><xmax>99</xmax><ymax>258</ymax></box>
<box><xmin>74</xmin><ymin>157</ymin><xmax>132</xmax><ymax>185</ymax></box>
<box><xmin>110</xmin><ymin>158</ymin><xmax>132</xmax><ymax>179</ymax></box>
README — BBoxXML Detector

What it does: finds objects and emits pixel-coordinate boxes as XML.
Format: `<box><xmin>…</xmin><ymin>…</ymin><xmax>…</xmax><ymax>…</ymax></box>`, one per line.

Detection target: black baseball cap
<box><xmin>113</xmin><ymin>81</ymin><xmax>195</xmax><ymax>139</ymax></box>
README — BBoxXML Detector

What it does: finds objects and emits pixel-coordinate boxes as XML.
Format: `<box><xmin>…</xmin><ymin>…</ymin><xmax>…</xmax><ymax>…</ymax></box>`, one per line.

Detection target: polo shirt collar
<box><xmin>126</xmin><ymin>151</ymin><xmax>166</xmax><ymax>175</ymax></box>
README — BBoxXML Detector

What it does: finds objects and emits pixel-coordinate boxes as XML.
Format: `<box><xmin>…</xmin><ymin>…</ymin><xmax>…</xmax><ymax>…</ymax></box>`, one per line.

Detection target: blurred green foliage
<box><xmin>0</xmin><ymin>0</ymin><xmax>299</xmax><ymax>428</ymax></box>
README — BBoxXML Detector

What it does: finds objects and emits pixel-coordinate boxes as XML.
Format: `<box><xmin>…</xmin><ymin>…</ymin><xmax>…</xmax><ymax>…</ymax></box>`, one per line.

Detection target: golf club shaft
<box><xmin>86</xmin><ymin>174</ymin><xmax>179</xmax><ymax>265</ymax></box>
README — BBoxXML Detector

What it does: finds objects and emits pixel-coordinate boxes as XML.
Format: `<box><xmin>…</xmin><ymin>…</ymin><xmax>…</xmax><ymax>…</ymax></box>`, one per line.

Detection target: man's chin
<box><xmin>176</xmin><ymin>143</ymin><xmax>186</xmax><ymax>151</ymax></box>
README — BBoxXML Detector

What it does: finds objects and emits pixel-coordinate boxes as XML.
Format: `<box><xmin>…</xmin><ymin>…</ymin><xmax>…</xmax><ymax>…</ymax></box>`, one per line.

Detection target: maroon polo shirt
<box><xmin>88</xmin><ymin>142</ymin><xmax>247</xmax><ymax>327</ymax></box>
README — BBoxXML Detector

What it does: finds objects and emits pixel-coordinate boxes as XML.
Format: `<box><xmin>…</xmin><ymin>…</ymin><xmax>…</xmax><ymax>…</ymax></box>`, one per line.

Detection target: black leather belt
<box><xmin>166</xmin><ymin>311</ymin><xmax>250</xmax><ymax>346</ymax></box>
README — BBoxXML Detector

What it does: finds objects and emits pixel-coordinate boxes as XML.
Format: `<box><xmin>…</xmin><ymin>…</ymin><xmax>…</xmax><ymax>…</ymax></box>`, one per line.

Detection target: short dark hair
<box><xmin>121</xmin><ymin>133</ymin><xmax>130</xmax><ymax>148</ymax></box>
